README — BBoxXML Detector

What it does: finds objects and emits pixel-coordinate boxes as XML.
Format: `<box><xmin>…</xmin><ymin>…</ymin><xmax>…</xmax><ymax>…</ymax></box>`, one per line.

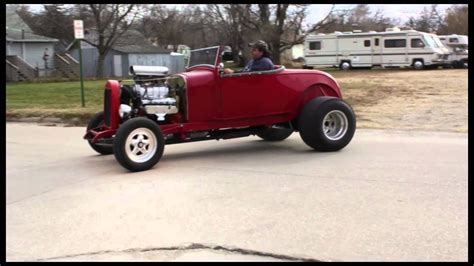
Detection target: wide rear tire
<box><xmin>113</xmin><ymin>117</ymin><xmax>165</xmax><ymax>172</ymax></box>
<box><xmin>298</xmin><ymin>97</ymin><xmax>356</xmax><ymax>151</ymax></box>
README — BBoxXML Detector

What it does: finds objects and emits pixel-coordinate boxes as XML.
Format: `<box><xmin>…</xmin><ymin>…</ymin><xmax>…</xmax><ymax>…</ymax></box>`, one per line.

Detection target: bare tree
<box><xmin>136</xmin><ymin>5</ymin><xmax>219</xmax><ymax>52</ymax></box>
<box><xmin>317</xmin><ymin>5</ymin><xmax>397</xmax><ymax>33</ymax></box>
<box><xmin>437</xmin><ymin>4</ymin><xmax>468</xmax><ymax>35</ymax></box>
<box><xmin>16</xmin><ymin>4</ymin><xmax>76</xmax><ymax>48</ymax></box>
<box><xmin>235</xmin><ymin>4</ymin><xmax>340</xmax><ymax>64</ymax></box>
<box><xmin>202</xmin><ymin>5</ymin><xmax>253</xmax><ymax>66</ymax></box>
<box><xmin>405</xmin><ymin>5</ymin><xmax>444</xmax><ymax>33</ymax></box>
<box><xmin>138</xmin><ymin>5</ymin><xmax>189</xmax><ymax>51</ymax></box>
<box><xmin>77</xmin><ymin>4</ymin><xmax>139</xmax><ymax>77</ymax></box>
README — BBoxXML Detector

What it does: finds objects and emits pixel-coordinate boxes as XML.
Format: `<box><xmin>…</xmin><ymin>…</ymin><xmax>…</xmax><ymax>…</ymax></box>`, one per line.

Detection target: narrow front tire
<box><xmin>113</xmin><ymin>118</ymin><xmax>165</xmax><ymax>172</ymax></box>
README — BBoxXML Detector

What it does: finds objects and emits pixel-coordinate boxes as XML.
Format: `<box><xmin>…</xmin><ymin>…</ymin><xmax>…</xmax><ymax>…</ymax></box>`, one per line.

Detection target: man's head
<box><xmin>249</xmin><ymin>40</ymin><xmax>269</xmax><ymax>60</ymax></box>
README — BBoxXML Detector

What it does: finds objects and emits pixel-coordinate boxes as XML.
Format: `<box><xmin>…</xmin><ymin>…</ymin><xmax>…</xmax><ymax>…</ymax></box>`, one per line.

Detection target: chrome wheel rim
<box><xmin>341</xmin><ymin>62</ymin><xmax>350</xmax><ymax>70</ymax></box>
<box><xmin>414</xmin><ymin>61</ymin><xmax>423</xmax><ymax>69</ymax></box>
<box><xmin>322</xmin><ymin>110</ymin><xmax>348</xmax><ymax>141</ymax></box>
<box><xmin>125</xmin><ymin>128</ymin><xmax>157</xmax><ymax>163</ymax></box>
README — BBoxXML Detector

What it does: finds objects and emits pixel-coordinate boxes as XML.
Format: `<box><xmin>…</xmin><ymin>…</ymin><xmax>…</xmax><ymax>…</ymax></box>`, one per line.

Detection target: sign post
<box><xmin>74</xmin><ymin>20</ymin><xmax>85</xmax><ymax>107</ymax></box>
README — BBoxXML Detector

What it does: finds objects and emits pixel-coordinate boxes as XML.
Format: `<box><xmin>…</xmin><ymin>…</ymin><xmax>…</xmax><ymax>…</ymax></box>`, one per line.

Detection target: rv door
<box><xmin>372</xmin><ymin>37</ymin><xmax>382</xmax><ymax>66</ymax></box>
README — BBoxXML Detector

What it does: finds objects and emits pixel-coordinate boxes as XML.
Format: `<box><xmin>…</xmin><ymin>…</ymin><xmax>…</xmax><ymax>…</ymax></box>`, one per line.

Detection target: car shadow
<box><xmin>160</xmin><ymin>138</ymin><xmax>330</xmax><ymax>163</ymax></box>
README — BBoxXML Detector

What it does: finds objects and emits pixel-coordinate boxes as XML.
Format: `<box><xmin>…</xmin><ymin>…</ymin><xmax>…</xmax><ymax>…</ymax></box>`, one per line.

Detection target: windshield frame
<box><xmin>422</xmin><ymin>34</ymin><xmax>437</xmax><ymax>48</ymax></box>
<box><xmin>431</xmin><ymin>35</ymin><xmax>446</xmax><ymax>49</ymax></box>
<box><xmin>186</xmin><ymin>46</ymin><xmax>221</xmax><ymax>69</ymax></box>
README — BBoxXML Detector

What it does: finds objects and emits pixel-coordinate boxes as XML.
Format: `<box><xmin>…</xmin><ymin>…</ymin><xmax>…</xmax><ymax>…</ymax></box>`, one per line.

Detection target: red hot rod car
<box><xmin>84</xmin><ymin>46</ymin><xmax>356</xmax><ymax>172</ymax></box>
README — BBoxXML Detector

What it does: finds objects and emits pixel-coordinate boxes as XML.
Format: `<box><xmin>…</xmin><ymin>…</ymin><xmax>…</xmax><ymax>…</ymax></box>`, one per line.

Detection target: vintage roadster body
<box><xmin>84</xmin><ymin>46</ymin><xmax>356</xmax><ymax>171</ymax></box>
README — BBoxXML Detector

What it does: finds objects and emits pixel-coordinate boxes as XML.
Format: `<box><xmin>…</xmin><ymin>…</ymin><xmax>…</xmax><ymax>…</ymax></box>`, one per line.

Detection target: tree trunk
<box><xmin>97</xmin><ymin>52</ymin><xmax>106</xmax><ymax>78</ymax></box>
<box><xmin>270</xmin><ymin>40</ymin><xmax>281</xmax><ymax>65</ymax></box>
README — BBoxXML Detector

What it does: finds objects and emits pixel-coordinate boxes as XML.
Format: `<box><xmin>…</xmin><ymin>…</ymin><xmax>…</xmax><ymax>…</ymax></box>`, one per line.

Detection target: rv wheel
<box><xmin>413</xmin><ymin>60</ymin><xmax>424</xmax><ymax>70</ymax></box>
<box><xmin>339</xmin><ymin>61</ymin><xmax>351</xmax><ymax>71</ymax></box>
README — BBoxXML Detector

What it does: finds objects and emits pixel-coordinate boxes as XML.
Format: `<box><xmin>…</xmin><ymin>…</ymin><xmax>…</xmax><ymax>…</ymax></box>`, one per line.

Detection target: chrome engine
<box><xmin>127</xmin><ymin>65</ymin><xmax>179</xmax><ymax>121</ymax></box>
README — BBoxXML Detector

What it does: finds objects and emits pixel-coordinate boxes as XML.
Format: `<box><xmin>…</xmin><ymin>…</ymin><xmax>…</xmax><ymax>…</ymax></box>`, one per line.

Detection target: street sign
<box><xmin>74</xmin><ymin>19</ymin><xmax>85</xmax><ymax>107</ymax></box>
<box><xmin>74</xmin><ymin>20</ymin><xmax>84</xmax><ymax>39</ymax></box>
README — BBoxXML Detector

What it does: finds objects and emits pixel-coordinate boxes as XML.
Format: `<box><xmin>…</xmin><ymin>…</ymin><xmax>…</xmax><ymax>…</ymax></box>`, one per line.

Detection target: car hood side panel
<box><xmin>180</xmin><ymin>70</ymin><xmax>216</xmax><ymax>122</ymax></box>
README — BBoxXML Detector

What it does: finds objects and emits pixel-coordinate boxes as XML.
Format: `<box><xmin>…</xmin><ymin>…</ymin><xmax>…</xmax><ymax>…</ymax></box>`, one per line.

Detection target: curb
<box><xmin>6</xmin><ymin>116</ymin><xmax>88</xmax><ymax>127</ymax></box>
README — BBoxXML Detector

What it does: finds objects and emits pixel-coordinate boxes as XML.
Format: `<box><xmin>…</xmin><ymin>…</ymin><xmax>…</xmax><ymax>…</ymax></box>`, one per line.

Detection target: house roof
<box><xmin>66</xmin><ymin>29</ymin><xmax>170</xmax><ymax>54</ymax></box>
<box><xmin>6</xmin><ymin>6</ymin><xmax>32</xmax><ymax>32</ymax></box>
<box><xmin>113</xmin><ymin>43</ymin><xmax>170</xmax><ymax>54</ymax></box>
<box><xmin>6</xmin><ymin>27</ymin><xmax>59</xmax><ymax>42</ymax></box>
<box><xmin>5</xmin><ymin>8</ymin><xmax>58</xmax><ymax>43</ymax></box>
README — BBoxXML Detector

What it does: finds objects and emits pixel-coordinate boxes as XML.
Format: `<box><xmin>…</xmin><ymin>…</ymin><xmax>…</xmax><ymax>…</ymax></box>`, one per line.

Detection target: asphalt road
<box><xmin>6</xmin><ymin>123</ymin><xmax>468</xmax><ymax>262</ymax></box>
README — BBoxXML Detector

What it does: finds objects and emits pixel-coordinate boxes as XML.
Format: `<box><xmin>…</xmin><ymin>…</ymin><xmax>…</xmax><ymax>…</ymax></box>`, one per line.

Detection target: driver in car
<box><xmin>223</xmin><ymin>40</ymin><xmax>275</xmax><ymax>74</ymax></box>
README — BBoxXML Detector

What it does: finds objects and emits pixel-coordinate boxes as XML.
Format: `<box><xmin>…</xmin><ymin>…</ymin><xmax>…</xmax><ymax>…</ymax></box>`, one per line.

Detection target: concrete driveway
<box><xmin>6</xmin><ymin>123</ymin><xmax>468</xmax><ymax>261</ymax></box>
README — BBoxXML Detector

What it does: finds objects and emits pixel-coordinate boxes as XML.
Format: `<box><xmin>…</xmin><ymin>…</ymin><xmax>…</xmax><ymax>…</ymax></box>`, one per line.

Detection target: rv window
<box><xmin>309</xmin><ymin>41</ymin><xmax>321</xmax><ymax>50</ymax></box>
<box><xmin>449</xmin><ymin>38</ymin><xmax>459</xmax><ymax>43</ymax></box>
<box><xmin>375</xmin><ymin>38</ymin><xmax>379</xmax><ymax>46</ymax></box>
<box><xmin>384</xmin><ymin>39</ymin><xmax>406</xmax><ymax>48</ymax></box>
<box><xmin>364</xmin><ymin>40</ymin><xmax>371</xmax><ymax>47</ymax></box>
<box><xmin>411</xmin><ymin>39</ymin><xmax>425</xmax><ymax>48</ymax></box>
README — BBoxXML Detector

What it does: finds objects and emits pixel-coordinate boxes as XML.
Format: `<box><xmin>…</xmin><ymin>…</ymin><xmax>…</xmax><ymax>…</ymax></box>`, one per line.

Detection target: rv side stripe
<box><xmin>305</xmin><ymin>53</ymin><xmax>437</xmax><ymax>57</ymax></box>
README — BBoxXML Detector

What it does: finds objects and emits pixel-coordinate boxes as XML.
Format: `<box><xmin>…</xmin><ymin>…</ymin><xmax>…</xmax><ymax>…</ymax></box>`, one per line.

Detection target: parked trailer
<box><xmin>438</xmin><ymin>34</ymin><xmax>468</xmax><ymax>68</ymax></box>
<box><xmin>302</xmin><ymin>28</ymin><xmax>451</xmax><ymax>70</ymax></box>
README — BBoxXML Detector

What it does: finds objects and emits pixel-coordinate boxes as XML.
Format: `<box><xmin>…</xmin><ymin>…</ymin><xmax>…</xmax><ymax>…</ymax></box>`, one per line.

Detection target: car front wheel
<box><xmin>113</xmin><ymin>117</ymin><xmax>165</xmax><ymax>172</ymax></box>
<box><xmin>298</xmin><ymin>97</ymin><xmax>356</xmax><ymax>151</ymax></box>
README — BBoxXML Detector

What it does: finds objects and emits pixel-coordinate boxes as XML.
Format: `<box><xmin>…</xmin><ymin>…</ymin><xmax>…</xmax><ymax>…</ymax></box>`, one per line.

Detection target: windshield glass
<box><xmin>432</xmin><ymin>36</ymin><xmax>446</xmax><ymax>49</ymax></box>
<box><xmin>187</xmin><ymin>46</ymin><xmax>219</xmax><ymax>68</ymax></box>
<box><xmin>422</xmin><ymin>34</ymin><xmax>437</xmax><ymax>48</ymax></box>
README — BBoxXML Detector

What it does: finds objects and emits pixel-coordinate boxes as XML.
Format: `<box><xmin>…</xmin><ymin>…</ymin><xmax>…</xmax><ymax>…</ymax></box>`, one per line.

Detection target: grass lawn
<box><xmin>6</xmin><ymin>79</ymin><xmax>116</xmax><ymax>120</ymax></box>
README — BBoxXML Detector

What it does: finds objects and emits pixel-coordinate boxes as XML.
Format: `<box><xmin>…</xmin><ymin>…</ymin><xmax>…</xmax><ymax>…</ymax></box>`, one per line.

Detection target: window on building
<box><xmin>364</xmin><ymin>40</ymin><xmax>371</xmax><ymax>47</ymax></box>
<box><xmin>375</xmin><ymin>38</ymin><xmax>379</xmax><ymax>46</ymax></box>
<box><xmin>309</xmin><ymin>41</ymin><xmax>321</xmax><ymax>50</ymax></box>
<box><xmin>384</xmin><ymin>39</ymin><xmax>406</xmax><ymax>48</ymax></box>
<box><xmin>411</xmin><ymin>38</ymin><xmax>425</xmax><ymax>48</ymax></box>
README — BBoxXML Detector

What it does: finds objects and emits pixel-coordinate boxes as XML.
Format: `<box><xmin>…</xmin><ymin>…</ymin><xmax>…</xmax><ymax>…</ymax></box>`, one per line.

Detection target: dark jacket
<box><xmin>242</xmin><ymin>56</ymin><xmax>275</xmax><ymax>72</ymax></box>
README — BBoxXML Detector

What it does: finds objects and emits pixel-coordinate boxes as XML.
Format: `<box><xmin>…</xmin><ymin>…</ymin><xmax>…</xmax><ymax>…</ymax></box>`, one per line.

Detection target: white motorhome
<box><xmin>303</xmin><ymin>27</ymin><xmax>451</xmax><ymax>70</ymax></box>
<box><xmin>438</xmin><ymin>34</ymin><xmax>468</xmax><ymax>68</ymax></box>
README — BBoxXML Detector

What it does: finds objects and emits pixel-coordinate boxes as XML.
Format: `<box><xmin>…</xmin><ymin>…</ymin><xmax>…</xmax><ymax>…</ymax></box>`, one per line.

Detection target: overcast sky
<box><xmin>26</xmin><ymin>4</ymin><xmax>454</xmax><ymax>25</ymax></box>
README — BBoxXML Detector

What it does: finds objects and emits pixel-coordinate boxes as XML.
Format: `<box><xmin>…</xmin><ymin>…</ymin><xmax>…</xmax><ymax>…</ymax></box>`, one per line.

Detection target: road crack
<box><xmin>34</xmin><ymin>243</ymin><xmax>322</xmax><ymax>261</ymax></box>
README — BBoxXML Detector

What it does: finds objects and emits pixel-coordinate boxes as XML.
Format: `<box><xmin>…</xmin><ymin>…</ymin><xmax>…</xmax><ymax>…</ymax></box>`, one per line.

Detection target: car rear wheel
<box><xmin>113</xmin><ymin>117</ymin><xmax>165</xmax><ymax>172</ymax></box>
<box><xmin>298</xmin><ymin>97</ymin><xmax>356</xmax><ymax>151</ymax></box>
<box><xmin>87</xmin><ymin>111</ymin><xmax>114</xmax><ymax>155</ymax></box>
<box><xmin>256</xmin><ymin>125</ymin><xmax>293</xmax><ymax>141</ymax></box>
